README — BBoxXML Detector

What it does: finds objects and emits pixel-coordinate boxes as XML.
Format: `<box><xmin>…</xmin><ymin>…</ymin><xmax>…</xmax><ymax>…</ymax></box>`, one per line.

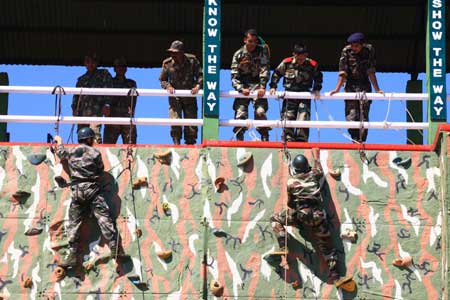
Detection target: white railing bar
<box><xmin>0</xmin><ymin>115</ymin><xmax>428</xmax><ymax>130</ymax></box>
<box><xmin>0</xmin><ymin>86</ymin><xmax>448</xmax><ymax>101</ymax></box>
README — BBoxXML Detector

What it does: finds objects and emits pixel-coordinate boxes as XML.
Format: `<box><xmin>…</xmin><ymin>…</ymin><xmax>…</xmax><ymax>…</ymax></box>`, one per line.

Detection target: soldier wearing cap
<box><xmin>159</xmin><ymin>40</ymin><xmax>203</xmax><ymax>145</ymax></box>
<box><xmin>330</xmin><ymin>33</ymin><xmax>383</xmax><ymax>143</ymax></box>
<box><xmin>269</xmin><ymin>43</ymin><xmax>323</xmax><ymax>142</ymax></box>
<box><xmin>231</xmin><ymin>29</ymin><xmax>271</xmax><ymax>141</ymax></box>
<box><xmin>103</xmin><ymin>57</ymin><xmax>138</xmax><ymax>144</ymax></box>
<box><xmin>72</xmin><ymin>54</ymin><xmax>113</xmax><ymax>144</ymax></box>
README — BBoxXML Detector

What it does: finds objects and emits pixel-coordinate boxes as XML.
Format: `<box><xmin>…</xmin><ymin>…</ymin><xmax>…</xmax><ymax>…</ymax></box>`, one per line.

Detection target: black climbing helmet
<box><xmin>77</xmin><ymin>127</ymin><xmax>95</xmax><ymax>142</ymax></box>
<box><xmin>291</xmin><ymin>154</ymin><xmax>310</xmax><ymax>174</ymax></box>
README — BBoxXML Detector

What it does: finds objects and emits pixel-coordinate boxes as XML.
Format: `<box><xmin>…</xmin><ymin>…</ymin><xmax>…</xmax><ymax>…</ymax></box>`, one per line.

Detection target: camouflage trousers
<box><xmin>67</xmin><ymin>182</ymin><xmax>117</xmax><ymax>251</ymax></box>
<box><xmin>270</xmin><ymin>205</ymin><xmax>336</xmax><ymax>261</ymax></box>
<box><xmin>281</xmin><ymin>99</ymin><xmax>311</xmax><ymax>142</ymax></box>
<box><xmin>103</xmin><ymin>125</ymin><xmax>137</xmax><ymax>144</ymax></box>
<box><xmin>233</xmin><ymin>97</ymin><xmax>270</xmax><ymax>136</ymax></box>
<box><xmin>77</xmin><ymin>124</ymin><xmax>102</xmax><ymax>144</ymax></box>
<box><xmin>345</xmin><ymin>84</ymin><xmax>372</xmax><ymax>143</ymax></box>
<box><xmin>169</xmin><ymin>97</ymin><xmax>198</xmax><ymax>144</ymax></box>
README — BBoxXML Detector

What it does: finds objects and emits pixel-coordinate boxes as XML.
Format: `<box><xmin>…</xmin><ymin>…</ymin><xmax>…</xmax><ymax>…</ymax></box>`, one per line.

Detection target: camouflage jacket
<box><xmin>111</xmin><ymin>76</ymin><xmax>137</xmax><ymax>117</ymax></box>
<box><xmin>339</xmin><ymin>44</ymin><xmax>376</xmax><ymax>89</ymax></box>
<box><xmin>287</xmin><ymin>165</ymin><xmax>323</xmax><ymax>206</ymax></box>
<box><xmin>72</xmin><ymin>69</ymin><xmax>113</xmax><ymax>116</ymax></box>
<box><xmin>56</xmin><ymin>144</ymin><xmax>104</xmax><ymax>182</ymax></box>
<box><xmin>270</xmin><ymin>56</ymin><xmax>323</xmax><ymax>92</ymax></box>
<box><xmin>230</xmin><ymin>45</ymin><xmax>270</xmax><ymax>91</ymax></box>
<box><xmin>159</xmin><ymin>54</ymin><xmax>203</xmax><ymax>90</ymax></box>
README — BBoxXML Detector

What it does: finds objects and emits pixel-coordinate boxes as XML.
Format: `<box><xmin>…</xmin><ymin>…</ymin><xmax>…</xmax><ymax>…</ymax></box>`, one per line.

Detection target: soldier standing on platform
<box><xmin>103</xmin><ymin>57</ymin><xmax>138</xmax><ymax>144</ymax></box>
<box><xmin>72</xmin><ymin>54</ymin><xmax>113</xmax><ymax>144</ymax></box>
<box><xmin>269</xmin><ymin>43</ymin><xmax>323</xmax><ymax>142</ymax></box>
<box><xmin>329</xmin><ymin>33</ymin><xmax>384</xmax><ymax>143</ymax></box>
<box><xmin>231</xmin><ymin>29</ymin><xmax>271</xmax><ymax>141</ymax></box>
<box><xmin>159</xmin><ymin>40</ymin><xmax>203</xmax><ymax>145</ymax></box>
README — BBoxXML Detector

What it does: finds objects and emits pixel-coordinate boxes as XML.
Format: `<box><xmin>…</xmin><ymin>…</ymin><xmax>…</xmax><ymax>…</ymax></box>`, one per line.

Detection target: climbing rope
<box><xmin>51</xmin><ymin>85</ymin><xmax>65</xmax><ymax>137</ymax></box>
<box><xmin>67</xmin><ymin>87</ymin><xmax>83</xmax><ymax>144</ymax></box>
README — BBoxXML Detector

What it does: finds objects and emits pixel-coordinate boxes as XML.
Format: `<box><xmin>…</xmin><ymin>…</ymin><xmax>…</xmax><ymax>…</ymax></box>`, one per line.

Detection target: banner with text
<box><xmin>428</xmin><ymin>0</ymin><xmax>447</xmax><ymax>121</ymax></box>
<box><xmin>203</xmin><ymin>0</ymin><xmax>221</xmax><ymax>117</ymax></box>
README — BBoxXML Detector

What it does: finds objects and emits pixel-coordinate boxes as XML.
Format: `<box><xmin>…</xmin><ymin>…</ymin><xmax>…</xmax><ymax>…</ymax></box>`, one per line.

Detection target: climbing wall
<box><xmin>0</xmin><ymin>142</ymin><xmax>447</xmax><ymax>300</ymax></box>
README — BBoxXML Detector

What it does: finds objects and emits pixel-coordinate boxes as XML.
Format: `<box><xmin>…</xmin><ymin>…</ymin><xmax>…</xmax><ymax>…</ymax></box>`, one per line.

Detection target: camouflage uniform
<box><xmin>270</xmin><ymin>56</ymin><xmax>323</xmax><ymax>142</ymax></box>
<box><xmin>159</xmin><ymin>54</ymin><xmax>203</xmax><ymax>144</ymax></box>
<box><xmin>231</xmin><ymin>45</ymin><xmax>270</xmax><ymax>138</ymax></box>
<box><xmin>56</xmin><ymin>144</ymin><xmax>118</xmax><ymax>254</ymax></box>
<box><xmin>270</xmin><ymin>164</ymin><xmax>338</xmax><ymax>275</ymax></box>
<box><xmin>103</xmin><ymin>76</ymin><xmax>137</xmax><ymax>144</ymax></box>
<box><xmin>339</xmin><ymin>44</ymin><xmax>376</xmax><ymax>142</ymax></box>
<box><xmin>72</xmin><ymin>69</ymin><xmax>113</xmax><ymax>144</ymax></box>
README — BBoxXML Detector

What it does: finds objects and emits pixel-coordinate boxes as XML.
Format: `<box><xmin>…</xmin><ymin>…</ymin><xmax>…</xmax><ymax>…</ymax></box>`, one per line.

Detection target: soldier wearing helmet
<box><xmin>53</xmin><ymin>129</ymin><xmax>126</xmax><ymax>268</ymax></box>
<box><xmin>270</xmin><ymin>148</ymin><xmax>340</xmax><ymax>282</ymax></box>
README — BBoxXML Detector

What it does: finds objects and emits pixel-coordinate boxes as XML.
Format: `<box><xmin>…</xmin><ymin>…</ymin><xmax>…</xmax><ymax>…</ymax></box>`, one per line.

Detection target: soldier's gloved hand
<box><xmin>269</xmin><ymin>88</ymin><xmax>276</xmax><ymax>95</ymax></box>
<box><xmin>313</xmin><ymin>90</ymin><xmax>321</xmax><ymax>100</ymax></box>
<box><xmin>241</xmin><ymin>88</ymin><xmax>250</xmax><ymax>96</ymax></box>
<box><xmin>166</xmin><ymin>86</ymin><xmax>175</xmax><ymax>94</ymax></box>
<box><xmin>54</xmin><ymin>135</ymin><xmax>62</xmax><ymax>145</ymax></box>
<box><xmin>102</xmin><ymin>105</ymin><xmax>111</xmax><ymax>117</ymax></box>
<box><xmin>312</xmin><ymin>147</ymin><xmax>320</xmax><ymax>160</ymax></box>
<box><xmin>257</xmin><ymin>88</ymin><xmax>266</xmax><ymax>98</ymax></box>
<box><xmin>376</xmin><ymin>89</ymin><xmax>385</xmax><ymax>95</ymax></box>
<box><xmin>191</xmin><ymin>85</ymin><xmax>200</xmax><ymax>95</ymax></box>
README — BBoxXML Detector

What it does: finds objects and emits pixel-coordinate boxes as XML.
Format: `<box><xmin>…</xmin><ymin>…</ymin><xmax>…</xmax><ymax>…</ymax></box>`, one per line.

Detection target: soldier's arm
<box><xmin>194</xmin><ymin>58</ymin><xmax>203</xmax><ymax>88</ymax></box>
<box><xmin>259</xmin><ymin>51</ymin><xmax>270</xmax><ymax>89</ymax></box>
<box><xmin>367</xmin><ymin>47</ymin><xmax>383</xmax><ymax>93</ymax></box>
<box><xmin>159</xmin><ymin>63</ymin><xmax>172</xmax><ymax>89</ymax></box>
<box><xmin>72</xmin><ymin>79</ymin><xmax>81</xmax><ymax>115</ymax></box>
<box><xmin>311</xmin><ymin>148</ymin><xmax>324</xmax><ymax>178</ymax></box>
<box><xmin>94</xmin><ymin>150</ymin><xmax>105</xmax><ymax>173</ymax></box>
<box><xmin>230</xmin><ymin>51</ymin><xmax>243</xmax><ymax>92</ymax></box>
<box><xmin>312</xmin><ymin>63</ymin><xmax>323</xmax><ymax>92</ymax></box>
<box><xmin>330</xmin><ymin>50</ymin><xmax>347</xmax><ymax>94</ymax></box>
<box><xmin>269</xmin><ymin>61</ymin><xmax>286</xmax><ymax>89</ymax></box>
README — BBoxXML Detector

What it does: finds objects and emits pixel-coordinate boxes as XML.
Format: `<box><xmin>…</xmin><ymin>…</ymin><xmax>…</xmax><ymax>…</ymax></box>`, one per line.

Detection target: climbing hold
<box><xmin>210</xmin><ymin>280</ymin><xmax>224</xmax><ymax>297</ymax></box>
<box><xmin>24</xmin><ymin>227</ymin><xmax>43</xmax><ymax>236</ymax></box>
<box><xmin>162</xmin><ymin>202</ymin><xmax>171</xmax><ymax>216</ymax></box>
<box><xmin>132</xmin><ymin>177</ymin><xmax>148</xmax><ymax>189</ymax></box>
<box><xmin>156</xmin><ymin>250</ymin><xmax>172</xmax><ymax>260</ymax></box>
<box><xmin>212</xmin><ymin>228</ymin><xmax>228</xmax><ymax>238</ymax></box>
<box><xmin>335</xmin><ymin>275</ymin><xmax>356</xmax><ymax>292</ymax></box>
<box><xmin>291</xmin><ymin>280</ymin><xmax>301</xmax><ymax>290</ymax></box>
<box><xmin>340</xmin><ymin>229</ymin><xmax>358</xmax><ymax>243</ymax></box>
<box><xmin>27</xmin><ymin>153</ymin><xmax>47</xmax><ymax>166</ymax></box>
<box><xmin>237</xmin><ymin>152</ymin><xmax>253</xmax><ymax>167</ymax></box>
<box><xmin>128</xmin><ymin>275</ymin><xmax>149</xmax><ymax>291</ymax></box>
<box><xmin>214</xmin><ymin>177</ymin><xmax>225</xmax><ymax>192</ymax></box>
<box><xmin>154</xmin><ymin>150</ymin><xmax>172</xmax><ymax>165</ymax></box>
<box><xmin>392</xmin><ymin>157</ymin><xmax>412</xmax><ymax>169</ymax></box>
<box><xmin>84</xmin><ymin>262</ymin><xmax>94</xmax><ymax>272</ymax></box>
<box><xmin>135</xmin><ymin>228</ymin><xmax>142</xmax><ymax>238</ymax></box>
<box><xmin>54</xmin><ymin>266</ymin><xmax>66</xmax><ymax>281</ymax></box>
<box><xmin>22</xmin><ymin>277</ymin><xmax>33</xmax><ymax>288</ymax></box>
<box><xmin>11</xmin><ymin>191</ymin><xmax>31</xmax><ymax>204</ymax></box>
<box><xmin>328</xmin><ymin>168</ymin><xmax>341</xmax><ymax>180</ymax></box>
<box><xmin>392</xmin><ymin>256</ymin><xmax>413</xmax><ymax>268</ymax></box>
<box><xmin>54</xmin><ymin>176</ymin><xmax>69</xmax><ymax>188</ymax></box>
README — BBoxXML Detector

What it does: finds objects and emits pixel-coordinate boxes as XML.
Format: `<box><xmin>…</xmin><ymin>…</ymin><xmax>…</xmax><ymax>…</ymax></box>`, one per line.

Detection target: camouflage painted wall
<box><xmin>0</xmin><ymin>143</ymin><xmax>446</xmax><ymax>300</ymax></box>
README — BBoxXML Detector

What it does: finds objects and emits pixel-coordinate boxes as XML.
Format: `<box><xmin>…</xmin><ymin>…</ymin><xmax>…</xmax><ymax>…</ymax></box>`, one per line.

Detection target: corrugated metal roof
<box><xmin>0</xmin><ymin>0</ymin><xmax>448</xmax><ymax>73</ymax></box>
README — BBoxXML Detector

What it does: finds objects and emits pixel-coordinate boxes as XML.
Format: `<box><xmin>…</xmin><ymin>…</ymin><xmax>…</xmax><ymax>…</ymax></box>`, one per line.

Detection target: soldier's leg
<box><xmin>121</xmin><ymin>125</ymin><xmax>137</xmax><ymax>144</ymax></box>
<box><xmin>310</xmin><ymin>207</ymin><xmax>339</xmax><ymax>279</ymax></box>
<box><xmin>169</xmin><ymin>97</ymin><xmax>183</xmax><ymax>144</ymax></box>
<box><xmin>233</xmin><ymin>98</ymin><xmax>250</xmax><ymax>140</ymax></box>
<box><xmin>296</xmin><ymin>99</ymin><xmax>311</xmax><ymax>142</ymax></box>
<box><xmin>103</xmin><ymin>125</ymin><xmax>120</xmax><ymax>144</ymax></box>
<box><xmin>345</xmin><ymin>100</ymin><xmax>360</xmax><ymax>142</ymax></box>
<box><xmin>254</xmin><ymin>98</ymin><xmax>270</xmax><ymax>141</ymax></box>
<box><xmin>360</xmin><ymin>100</ymin><xmax>372</xmax><ymax>142</ymax></box>
<box><xmin>270</xmin><ymin>210</ymin><xmax>296</xmax><ymax>252</ymax></box>
<box><xmin>181</xmin><ymin>98</ymin><xmax>198</xmax><ymax>145</ymax></box>
<box><xmin>281</xmin><ymin>99</ymin><xmax>298</xmax><ymax>142</ymax></box>
<box><xmin>90</xmin><ymin>124</ymin><xmax>102</xmax><ymax>144</ymax></box>
<box><xmin>90</xmin><ymin>191</ymin><xmax>118</xmax><ymax>252</ymax></box>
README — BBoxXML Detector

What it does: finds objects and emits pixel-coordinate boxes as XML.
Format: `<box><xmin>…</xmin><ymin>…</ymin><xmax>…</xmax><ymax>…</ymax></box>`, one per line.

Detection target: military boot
<box><xmin>173</xmin><ymin>137</ymin><xmax>181</xmax><ymax>145</ymax></box>
<box><xmin>261</xmin><ymin>133</ymin><xmax>269</xmax><ymax>142</ymax></box>
<box><xmin>184</xmin><ymin>138</ymin><xmax>196</xmax><ymax>145</ymax></box>
<box><xmin>236</xmin><ymin>131</ymin><xmax>244</xmax><ymax>141</ymax></box>
<box><xmin>59</xmin><ymin>249</ymin><xmax>77</xmax><ymax>268</ymax></box>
